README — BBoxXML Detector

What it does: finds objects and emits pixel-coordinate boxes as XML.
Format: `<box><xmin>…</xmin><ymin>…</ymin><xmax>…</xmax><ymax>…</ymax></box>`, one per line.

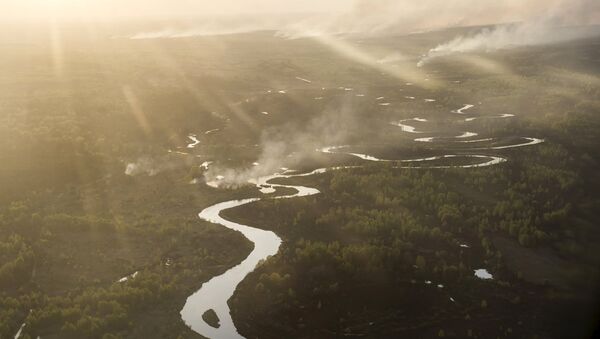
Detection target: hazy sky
<box><xmin>2</xmin><ymin>0</ymin><xmax>353</xmax><ymax>20</ymax></box>
<box><xmin>3</xmin><ymin>0</ymin><xmax>599</xmax><ymax>28</ymax></box>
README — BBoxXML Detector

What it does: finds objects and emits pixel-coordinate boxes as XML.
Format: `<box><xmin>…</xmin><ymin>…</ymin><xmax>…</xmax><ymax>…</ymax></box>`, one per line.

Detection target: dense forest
<box><xmin>1</xmin><ymin>20</ymin><xmax>599</xmax><ymax>339</ymax></box>
<box><xmin>0</xmin><ymin>186</ymin><xmax>254</xmax><ymax>338</ymax></box>
<box><xmin>227</xmin><ymin>125</ymin><xmax>600</xmax><ymax>338</ymax></box>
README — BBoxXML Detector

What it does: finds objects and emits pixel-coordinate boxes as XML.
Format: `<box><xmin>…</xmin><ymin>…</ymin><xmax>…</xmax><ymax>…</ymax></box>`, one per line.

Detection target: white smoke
<box><xmin>418</xmin><ymin>0</ymin><xmax>600</xmax><ymax>66</ymax></box>
<box><xmin>274</xmin><ymin>0</ymin><xmax>594</xmax><ymax>39</ymax></box>
<box><xmin>124</xmin><ymin>156</ymin><xmax>185</xmax><ymax>176</ymax></box>
<box><xmin>126</xmin><ymin>0</ymin><xmax>599</xmax><ymax>43</ymax></box>
<box><xmin>204</xmin><ymin>139</ymin><xmax>291</xmax><ymax>187</ymax></box>
<box><xmin>377</xmin><ymin>52</ymin><xmax>408</xmax><ymax>64</ymax></box>
<box><xmin>130</xmin><ymin>22</ymin><xmax>274</xmax><ymax>39</ymax></box>
<box><xmin>125</xmin><ymin>158</ymin><xmax>161</xmax><ymax>176</ymax></box>
<box><xmin>203</xmin><ymin>104</ymin><xmax>357</xmax><ymax>188</ymax></box>
<box><xmin>127</xmin><ymin>14</ymin><xmax>300</xmax><ymax>39</ymax></box>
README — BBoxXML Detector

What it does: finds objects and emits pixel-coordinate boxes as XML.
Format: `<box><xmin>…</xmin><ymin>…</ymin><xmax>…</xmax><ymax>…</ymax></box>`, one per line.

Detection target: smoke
<box><xmin>129</xmin><ymin>16</ymin><xmax>284</xmax><ymax>39</ymax></box>
<box><xmin>377</xmin><ymin>53</ymin><xmax>408</xmax><ymax>64</ymax></box>
<box><xmin>126</xmin><ymin>0</ymin><xmax>599</xmax><ymax>43</ymax></box>
<box><xmin>418</xmin><ymin>0</ymin><xmax>600</xmax><ymax>66</ymax></box>
<box><xmin>124</xmin><ymin>155</ymin><xmax>184</xmax><ymax>176</ymax></box>
<box><xmin>125</xmin><ymin>158</ymin><xmax>161</xmax><ymax>176</ymax></box>
<box><xmin>274</xmin><ymin>0</ymin><xmax>575</xmax><ymax>39</ymax></box>
<box><xmin>130</xmin><ymin>27</ymin><xmax>255</xmax><ymax>40</ymax></box>
<box><xmin>204</xmin><ymin>139</ymin><xmax>291</xmax><ymax>187</ymax></box>
<box><xmin>203</xmin><ymin>103</ymin><xmax>357</xmax><ymax>188</ymax></box>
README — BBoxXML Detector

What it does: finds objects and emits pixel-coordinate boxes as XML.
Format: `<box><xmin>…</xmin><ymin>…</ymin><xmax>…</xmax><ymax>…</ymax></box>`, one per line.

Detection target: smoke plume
<box><xmin>418</xmin><ymin>0</ymin><xmax>600</xmax><ymax>66</ymax></box>
<box><xmin>125</xmin><ymin>155</ymin><xmax>187</xmax><ymax>176</ymax></box>
<box><xmin>126</xmin><ymin>0</ymin><xmax>599</xmax><ymax>45</ymax></box>
<box><xmin>203</xmin><ymin>103</ymin><xmax>358</xmax><ymax>188</ymax></box>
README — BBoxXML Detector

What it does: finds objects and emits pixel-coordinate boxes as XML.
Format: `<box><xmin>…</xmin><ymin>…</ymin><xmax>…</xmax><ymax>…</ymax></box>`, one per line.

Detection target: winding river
<box><xmin>181</xmin><ymin>197</ymin><xmax>275</xmax><ymax>339</ymax></box>
<box><xmin>181</xmin><ymin>169</ymin><xmax>324</xmax><ymax>338</ymax></box>
<box><xmin>180</xmin><ymin>83</ymin><xmax>546</xmax><ymax>338</ymax></box>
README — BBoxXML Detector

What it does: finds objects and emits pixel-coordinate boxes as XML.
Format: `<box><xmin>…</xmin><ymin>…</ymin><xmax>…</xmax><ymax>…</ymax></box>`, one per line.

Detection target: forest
<box><xmin>227</xmin><ymin>121</ymin><xmax>600</xmax><ymax>338</ymax></box>
<box><xmin>0</xmin><ymin>17</ymin><xmax>599</xmax><ymax>339</ymax></box>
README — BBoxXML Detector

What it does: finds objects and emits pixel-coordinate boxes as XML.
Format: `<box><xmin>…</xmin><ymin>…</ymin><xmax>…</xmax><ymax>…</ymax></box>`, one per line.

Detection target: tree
<box><xmin>415</xmin><ymin>255</ymin><xmax>426</xmax><ymax>270</ymax></box>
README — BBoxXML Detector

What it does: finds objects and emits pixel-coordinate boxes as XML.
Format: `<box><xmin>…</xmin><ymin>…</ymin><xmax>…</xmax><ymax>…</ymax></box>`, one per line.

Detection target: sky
<box><xmin>1</xmin><ymin>0</ymin><xmax>353</xmax><ymax>20</ymax></box>
<box><xmin>2</xmin><ymin>0</ymin><xmax>599</xmax><ymax>30</ymax></box>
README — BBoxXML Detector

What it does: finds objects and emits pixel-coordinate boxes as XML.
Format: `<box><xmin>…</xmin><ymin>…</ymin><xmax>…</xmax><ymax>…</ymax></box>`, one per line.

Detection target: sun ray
<box><xmin>308</xmin><ymin>33</ymin><xmax>441</xmax><ymax>89</ymax></box>
<box><xmin>49</xmin><ymin>18</ymin><xmax>64</xmax><ymax>78</ymax></box>
<box><xmin>122</xmin><ymin>85</ymin><xmax>153</xmax><ymax>135</ymax></box>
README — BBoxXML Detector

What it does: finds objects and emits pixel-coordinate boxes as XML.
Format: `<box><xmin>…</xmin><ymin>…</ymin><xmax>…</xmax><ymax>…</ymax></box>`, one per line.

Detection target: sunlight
<box><xmin>310</xmin><ymin>33</ymin><xmax>441</xmax><ymax>89</ymax></box>
<box><xmin>49</xmin><ymin>18</ymin><xmax>64</xmax><ymax>77</ymax></box>
<box><xmin>547</xmin><ymin>67</ymin><xmax>600</xmax><ymax>87</ymax></box>
<box><xmin>1</xmin><ymin>1</ymin><xmax>599</xmax><ymax>338</ymax></box>
<box><xmin>457</xmin><ymin>55</ymin><xmax>514</xmax><ymax>75</ymax></box>
<box><xmin>122</xmin><ymin>86</ymin><xmax>153</xmax><ymax>135</ymax></box>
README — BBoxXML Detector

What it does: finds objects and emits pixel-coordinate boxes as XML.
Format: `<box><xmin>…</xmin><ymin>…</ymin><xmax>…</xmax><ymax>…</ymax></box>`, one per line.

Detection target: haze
<box><xmin>1</xmin><ymin>0</ymin><xmax>600</xmax><ymax>338</ymax></box>
<box><xmin>2</xmin><ymin>0</ymin><xmax>352</xmax><ymax>20</ymax></box>
<box><xmin>5</xmin><ymin>0</ymin><xmax>600</xmax><ymax>28</ymax></box>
